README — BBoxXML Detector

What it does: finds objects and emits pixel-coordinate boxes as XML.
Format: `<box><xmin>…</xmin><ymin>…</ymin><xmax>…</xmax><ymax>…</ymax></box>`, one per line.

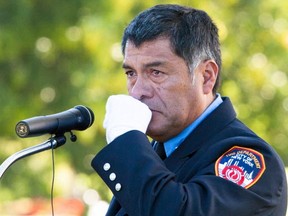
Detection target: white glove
<box><xmin>103</xmin><ymin>95</ymin><xmax>152</xmax><ymax>144</ymax></box>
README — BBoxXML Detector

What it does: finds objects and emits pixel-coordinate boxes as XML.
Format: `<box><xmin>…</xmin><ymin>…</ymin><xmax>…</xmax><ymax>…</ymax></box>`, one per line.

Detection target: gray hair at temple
<box><xmin>121</xmin><ymin>4</ymin><xmax>222</xmax><ymax>94</ymax></box>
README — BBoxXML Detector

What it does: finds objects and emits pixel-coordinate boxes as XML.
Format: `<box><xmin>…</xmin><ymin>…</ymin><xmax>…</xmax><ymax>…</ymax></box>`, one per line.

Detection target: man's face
<box><xmin>123</xmin><ymin>38</ymin><xmax>213</xmax><ymax>142</ymax></box>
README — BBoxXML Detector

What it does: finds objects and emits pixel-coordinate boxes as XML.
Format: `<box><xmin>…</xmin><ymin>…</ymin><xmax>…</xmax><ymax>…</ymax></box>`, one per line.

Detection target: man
<box><xmin>91</xmin><ymin>4</ymin><xmax>287</xmax><ymax>216</ymax></box>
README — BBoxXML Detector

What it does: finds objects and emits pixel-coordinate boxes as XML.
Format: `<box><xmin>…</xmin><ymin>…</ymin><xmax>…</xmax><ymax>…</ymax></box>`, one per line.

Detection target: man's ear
<box><xmin>202</xmin><ymin>60</ymin><xmax>218</xmax><ymax>94</ymax></box>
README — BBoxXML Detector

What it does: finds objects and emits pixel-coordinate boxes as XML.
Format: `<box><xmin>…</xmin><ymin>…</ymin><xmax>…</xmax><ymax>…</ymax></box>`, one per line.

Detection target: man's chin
<box><xmin>146</xmin><ymin>125</ymin><xmax>166</xmax><ymax>141</ymax></box>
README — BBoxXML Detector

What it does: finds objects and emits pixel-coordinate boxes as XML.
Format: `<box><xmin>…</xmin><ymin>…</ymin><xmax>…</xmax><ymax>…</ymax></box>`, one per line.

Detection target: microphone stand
<box><xmin>0</xmin><ymin>134</ymin><xmax>67</xmax><ymax>179</ymax></box>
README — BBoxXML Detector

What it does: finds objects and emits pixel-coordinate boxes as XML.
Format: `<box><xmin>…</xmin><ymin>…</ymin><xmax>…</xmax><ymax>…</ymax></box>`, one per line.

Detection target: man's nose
<box><xmin>129</xmin><ymin>77</ymin><xmax>152</xmax><ymax>100</ymax></box>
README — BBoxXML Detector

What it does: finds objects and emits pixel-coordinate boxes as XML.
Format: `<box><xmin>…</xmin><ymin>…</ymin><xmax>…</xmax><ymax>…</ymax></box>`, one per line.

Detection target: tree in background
<box><xmin>0</xmin><ymin>0</ymin><xmax>287</xmax><ymax>214</ymax></box>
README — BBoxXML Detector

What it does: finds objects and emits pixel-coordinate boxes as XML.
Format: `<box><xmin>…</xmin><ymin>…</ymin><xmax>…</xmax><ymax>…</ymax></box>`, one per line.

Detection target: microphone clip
<box><xmin>69</xmin><ymin>131</ymin><xmax>77</xmax><ymax>142</ymax></box>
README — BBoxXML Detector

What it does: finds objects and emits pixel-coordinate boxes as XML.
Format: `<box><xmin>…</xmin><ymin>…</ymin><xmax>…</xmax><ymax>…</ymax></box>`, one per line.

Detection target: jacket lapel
<box><xmin>165</xmin><ymin>97</ymin><xmax>236</xmax><ymax>173</ymax></box>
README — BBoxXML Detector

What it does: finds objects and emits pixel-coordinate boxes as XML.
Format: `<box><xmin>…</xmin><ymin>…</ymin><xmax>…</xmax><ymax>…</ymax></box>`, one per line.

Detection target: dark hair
<box><xmin>122</xmin><ymin>4</ymin><xmax>222</xmax><ymax>93</ymax></box>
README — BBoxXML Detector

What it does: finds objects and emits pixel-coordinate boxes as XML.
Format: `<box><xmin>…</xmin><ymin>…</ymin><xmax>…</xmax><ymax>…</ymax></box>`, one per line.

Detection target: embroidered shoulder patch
<box><xmin>215</xmin><ymin>146</ymin><xmax>266</xmax><ymax>189</ymax></box>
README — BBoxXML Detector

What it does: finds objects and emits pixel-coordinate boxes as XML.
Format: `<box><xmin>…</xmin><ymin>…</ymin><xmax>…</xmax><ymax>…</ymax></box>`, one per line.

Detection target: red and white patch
<box><xmin>215</xmin><ymin>146</ymin><xmax>266</xmax><ymax>189</ymax></box>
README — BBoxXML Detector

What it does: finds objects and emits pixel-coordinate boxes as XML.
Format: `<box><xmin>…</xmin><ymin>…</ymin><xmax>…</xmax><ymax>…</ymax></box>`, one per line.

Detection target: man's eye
<box><xmin>151</xmin><ymin>70</ymin><xmax>162</xmax><ymax>76</ymax></box>
<box><xmin>125</xmin><ymin>71</ymin><xmax>136</xmax><ymax>78</ymax></box>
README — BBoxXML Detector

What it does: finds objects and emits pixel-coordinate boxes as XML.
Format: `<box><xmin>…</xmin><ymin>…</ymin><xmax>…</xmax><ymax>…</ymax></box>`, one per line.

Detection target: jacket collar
<box><xmin>164</xmin><ymin>97</ymin><xmax>236</xmax><ymax>172</ymax></box>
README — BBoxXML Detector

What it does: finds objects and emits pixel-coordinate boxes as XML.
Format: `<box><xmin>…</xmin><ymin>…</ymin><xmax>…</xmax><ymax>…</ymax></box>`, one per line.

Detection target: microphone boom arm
<box><xmin>0</xmin><ymin>135</ymin><xmax>67</xmax><ymax>179</ymax></box>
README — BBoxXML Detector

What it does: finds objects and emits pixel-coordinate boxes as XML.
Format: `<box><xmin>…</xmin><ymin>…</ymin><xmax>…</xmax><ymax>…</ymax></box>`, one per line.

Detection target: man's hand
<box><xmin>103</xmin><ymin>95</ymin><xmax>152</xmax><ymax>144</ymax></box>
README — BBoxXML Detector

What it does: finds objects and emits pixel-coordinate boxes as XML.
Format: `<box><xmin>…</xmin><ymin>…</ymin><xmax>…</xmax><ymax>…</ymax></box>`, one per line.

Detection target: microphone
<box><xmin>15</xmin><ymin>105</ymin><xmax>94</xmax><ymax>138</ymax></box>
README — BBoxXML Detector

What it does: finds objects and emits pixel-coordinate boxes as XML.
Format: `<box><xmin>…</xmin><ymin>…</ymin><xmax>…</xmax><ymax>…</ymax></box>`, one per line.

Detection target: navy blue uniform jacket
<box><xmin>92</xmin><ymin>97</ymin><xmax>287</xmax><ymax>215</ymax></box>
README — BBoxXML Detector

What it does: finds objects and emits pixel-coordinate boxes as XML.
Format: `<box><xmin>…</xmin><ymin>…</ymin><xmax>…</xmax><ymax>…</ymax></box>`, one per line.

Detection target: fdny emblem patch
<box><xmin>215</xmin><ymin>146</ymin><xmax>266</xmax><ymax>189</ymax></box>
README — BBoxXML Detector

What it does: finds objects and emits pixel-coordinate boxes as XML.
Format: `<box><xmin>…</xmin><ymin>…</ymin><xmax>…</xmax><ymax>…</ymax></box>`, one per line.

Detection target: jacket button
<box><xmin>115</xmin><ymin>183</ymin><xmax>122</xmax><ymax>191</ymax></box>
<box><xmin>109</xmin><ymin>173</ymin><xmax>116</xmax><ymax>181</ymax></box>
<box><xmin>103</xmin><ymin>163</ymin><xmax>111</xmax><ymax>171</ymax></box>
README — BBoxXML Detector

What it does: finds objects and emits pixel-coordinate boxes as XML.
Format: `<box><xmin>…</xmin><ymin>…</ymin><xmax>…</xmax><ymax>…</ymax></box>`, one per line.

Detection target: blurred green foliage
<box><xmin>0</xmin><ymin>0</ymin><xmax>288</xmax><ymax>214</ymax></box>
